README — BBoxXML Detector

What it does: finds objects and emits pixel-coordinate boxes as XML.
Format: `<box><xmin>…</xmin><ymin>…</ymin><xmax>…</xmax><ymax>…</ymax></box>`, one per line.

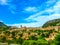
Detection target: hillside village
<box><xmin>8</xmin><ymin>25</ymin><xmax>60</xmax><ymax>40</ymax></box>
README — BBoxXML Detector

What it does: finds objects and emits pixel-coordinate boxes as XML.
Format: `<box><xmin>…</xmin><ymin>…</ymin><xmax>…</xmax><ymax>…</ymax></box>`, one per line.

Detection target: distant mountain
<box><xmin>42</xmin><ymin>18</ymin><xmax>60</xmax><ymax>27</ymax></box>
<box><xmin>0</xmin><ymin>22</ymin><xmax>10</xmax><ymax>30</ymax></box>
<box><xmin>0</xmin><ymin>22</ymin><xmax>7</xmax><ymax>27</ymax></box>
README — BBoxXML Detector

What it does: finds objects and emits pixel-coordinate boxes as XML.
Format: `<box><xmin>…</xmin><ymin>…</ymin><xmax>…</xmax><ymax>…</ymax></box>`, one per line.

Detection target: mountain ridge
<box><xmin>42</xmin><ymin>18</ymin><xmax>60</xmax><ymax>27</ymax></box>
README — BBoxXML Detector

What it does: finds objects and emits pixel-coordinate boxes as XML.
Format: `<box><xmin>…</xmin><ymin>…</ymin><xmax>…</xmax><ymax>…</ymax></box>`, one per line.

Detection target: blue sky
<box><xmin>0</xmin><ymin>0</ymin><xmax>60</xmax><ymax>27</ymax></box>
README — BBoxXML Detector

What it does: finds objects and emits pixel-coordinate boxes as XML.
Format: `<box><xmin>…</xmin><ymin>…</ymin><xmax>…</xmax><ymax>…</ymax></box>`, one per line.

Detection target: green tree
<box><xmin>55</xmin><ymin>33</ymin><xmax>60</xmax><ymax>45</ymax></box>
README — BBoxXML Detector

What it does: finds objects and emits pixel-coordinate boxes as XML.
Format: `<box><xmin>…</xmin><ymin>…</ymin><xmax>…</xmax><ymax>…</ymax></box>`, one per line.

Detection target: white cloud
<box><xmin>46</xmin><ymin>0</ymin><xmax>57</xmax><ymax>7</ymax></box>
<box><xmin>8</xmin><ymin>4</ymin><xmax>17</xmax><ymax>14</ymax></box>
<box><xmin>0</xmin><ymin>0</ymin><xmax>16</xmax><ymax>14</ymax></box>
<box><xmin>24</xmin><ymin>7</ymin><xmax>38</xmax><ymax>13</ymax></box>
<box><xmin>0</xmin><ymin>0</ymin><xmax>12</xmax><ymax>5</ymax></box>
<box><xmin>26</xmin><ymin>0</ymin><xmax>60</xmax><ymax>20</ymax></box>
<box><xmin>0</xmin><ymin>0</ymin><xmax>7</xmax><ymax>5</ymax></box>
